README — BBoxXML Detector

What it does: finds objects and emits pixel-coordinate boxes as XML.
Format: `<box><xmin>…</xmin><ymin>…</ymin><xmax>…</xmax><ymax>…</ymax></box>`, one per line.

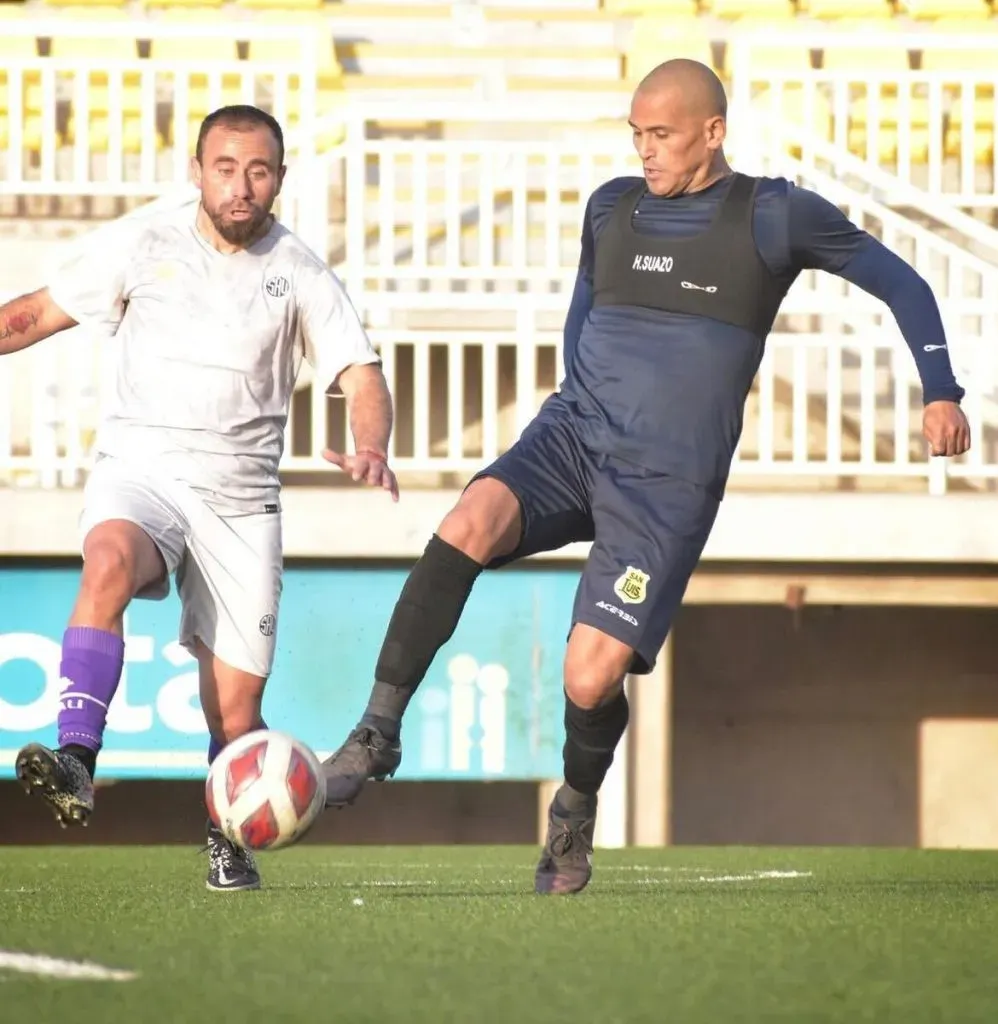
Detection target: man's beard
<box><xmin>206</xmin><ymin>202</ymin><xmax>271</xmax><ymax>245</ymax></box>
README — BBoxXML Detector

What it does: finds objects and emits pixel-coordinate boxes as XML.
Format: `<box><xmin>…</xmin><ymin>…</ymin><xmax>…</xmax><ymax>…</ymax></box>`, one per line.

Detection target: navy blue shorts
<box><xmin>472</xmin><ymin>398</ymin><xmax>719</xmax><ymax>674</ymax></box>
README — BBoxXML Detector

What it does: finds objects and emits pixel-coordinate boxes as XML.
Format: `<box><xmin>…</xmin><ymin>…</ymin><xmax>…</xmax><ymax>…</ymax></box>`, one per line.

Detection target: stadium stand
<box><xmin>1</xmin><ymin>0</ymin><xmax>997</xmax><ymax>500</ymax></box>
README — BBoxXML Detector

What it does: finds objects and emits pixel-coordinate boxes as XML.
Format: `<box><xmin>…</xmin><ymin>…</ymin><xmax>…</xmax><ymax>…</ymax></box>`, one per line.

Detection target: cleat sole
<box><xmin>14</xmin><ymin>743</ymin><xmax>92</xmax><ymax>829</ymax></box>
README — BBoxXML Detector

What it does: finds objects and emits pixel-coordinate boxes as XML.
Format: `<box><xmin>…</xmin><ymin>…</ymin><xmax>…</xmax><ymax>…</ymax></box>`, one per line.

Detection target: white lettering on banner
<box><xmin>475</xmin><ymin>663</ymin><xmax>509</xmax><ymax>775</ymax></box>
<box><xmin>156</xmin><ymin>641</ymin><xmax>204</xmax><ymax>734</ymax></box>
<box><xmin>105</xmin><ymin>626</ymin><xmax>154</xmax><ymax>733</ymax></box>
<box><xmin>444</xmin><ymin>654</ymin><xmax>509</xmax><ymax>773</ymax></box>
<box><xmin>0</xmin><ymin>633</ymin><xmax>62</xmax><ymax>731</ymax></box>
<box><xmin>0</xmin><ymin>616</ymin><xmax>204</xmax><ymax>736</ymax></box>
<box><xmin>447</xmin><ymin>654</ymin><xmax>479</xmax><ymax>771</ymax></box>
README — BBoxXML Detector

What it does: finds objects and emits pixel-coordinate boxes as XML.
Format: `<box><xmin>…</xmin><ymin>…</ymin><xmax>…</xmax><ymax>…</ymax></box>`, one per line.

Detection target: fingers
<box><xmin>323</xmin><ymin>449</ymin><xmax>399</xmax><ymax>499</ymax></box>
<box><xmin>924</xmin><ymin>407</ymin><xmax>972</xmax><ymax>458</ymax></box>
<box><xmin>366</xmin><ymin>460</ymin><xmax>399</xmax><ymax>501</ymax></box>
<box><xmin>925</xmin><ymin>426</ymin><xmax>971</xmax><ymax>457</ymax></box>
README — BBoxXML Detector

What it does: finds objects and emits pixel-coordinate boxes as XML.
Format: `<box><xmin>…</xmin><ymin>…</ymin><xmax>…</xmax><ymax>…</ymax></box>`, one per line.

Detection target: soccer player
<box><xmin>320</xmin><ymin>59</ymin><xmax>972</xmax><ymax>894</ymax></box>
<box><xmin>1</xmin><ymin>105</ymin><xmax>397</xmax><ymax>892</ymax></box>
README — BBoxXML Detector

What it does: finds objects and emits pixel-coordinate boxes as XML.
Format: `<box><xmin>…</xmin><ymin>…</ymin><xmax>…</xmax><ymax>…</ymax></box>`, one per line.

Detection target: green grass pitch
<box><xmin>1</xmin><ymin>845</ymin><xmax>996</xmax><ymax>1023</ymax></box>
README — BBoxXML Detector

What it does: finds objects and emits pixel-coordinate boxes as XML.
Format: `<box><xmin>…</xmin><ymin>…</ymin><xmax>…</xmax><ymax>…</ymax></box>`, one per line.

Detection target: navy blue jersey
<box><xmin>557</xmin><ymin>174</ymin><xmax>965</xmax><ymax>496</ymax></box>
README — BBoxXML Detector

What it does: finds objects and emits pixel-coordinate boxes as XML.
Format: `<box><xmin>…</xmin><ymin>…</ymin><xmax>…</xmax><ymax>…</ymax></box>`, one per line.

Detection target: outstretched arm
<box><xmin>325</xmin><ymin>362</ymin><xmax>398</xmax><ymax>501</ymax></box>
<box><xmin>0</xmin><ymin>288</ymin><xmax>78</xmax><ymax>356</ymax></box>
<box><xmin>788</xmin><ymin>186</ymin><xmax>970</xmax><ymax>458</ymax></box>
<box><xmin>297</xmin><ymin>261</ymin><xmax>398</xmax><ymax>499</ymax></box>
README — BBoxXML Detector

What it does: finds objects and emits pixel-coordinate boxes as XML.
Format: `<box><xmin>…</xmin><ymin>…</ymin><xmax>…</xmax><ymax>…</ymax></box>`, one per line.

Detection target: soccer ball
<box><xmin>205</xmin><ymin>729</ymin><xmax>327</xmax><ymax>852</ymax></box>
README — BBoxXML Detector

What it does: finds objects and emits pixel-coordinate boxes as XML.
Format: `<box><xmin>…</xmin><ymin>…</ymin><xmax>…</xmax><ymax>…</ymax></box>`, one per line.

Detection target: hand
<box><xmin>322</xmin><ymin>448</ymin><xmax>399</xmax><ymax>502</ymax></box>
<box><xmin>922</xmin><ymin>400</ymin><xmax>971</xmax><ymax>458</ymax></box>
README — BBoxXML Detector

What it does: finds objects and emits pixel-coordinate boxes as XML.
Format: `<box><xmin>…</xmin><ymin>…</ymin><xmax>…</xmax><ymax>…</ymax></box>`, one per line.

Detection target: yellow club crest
<box><xmin>613</xmin><ymin>566</ymin><xmax>650</xmax><ymax>605</ymax></box>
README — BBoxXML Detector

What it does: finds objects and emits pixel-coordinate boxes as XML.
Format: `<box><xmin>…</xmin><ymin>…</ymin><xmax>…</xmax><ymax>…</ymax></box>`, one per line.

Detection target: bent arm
<box><xmin>834</xmin><ymin>244</ymin><xmax>964</xmax><ymax>405</ymax></box>
<box><xmin>0</xmin><ymin>288</ymin><xmax>78</xmax><ymax>356</ymax></box>
<box><xmin>789</xmin><ymin>186</ymin><xmax>965</xmax><ymax>406</ymax></box>
<box><xmin>336</xmin><ymin>362</ymin><xmax>395</xmax><ymax>460</ymax></box>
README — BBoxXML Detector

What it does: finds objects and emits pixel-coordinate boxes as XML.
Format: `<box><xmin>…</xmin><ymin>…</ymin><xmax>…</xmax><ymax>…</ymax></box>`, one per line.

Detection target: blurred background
<box><xmin>2</xmin><ymin>0</ymin><xmax>998</xmax><ymax>853</ymax></box>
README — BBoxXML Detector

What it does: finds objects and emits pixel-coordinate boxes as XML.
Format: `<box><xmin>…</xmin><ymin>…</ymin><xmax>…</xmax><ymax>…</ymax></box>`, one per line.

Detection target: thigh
<box><xmin>471</xmin><ymin>400</ymin><xmax>596</xmax><ymax>568</ymax></box>
<box><xmin>573</xmin><ymin>463</ymin><xmax>719</xmax><ymax>674</ymax></box>
<box><xmin>80</xmin><ymin>456</ymin><xmax>187</xmax><ymax>600</ymax></box>
<box><xmin>178</xmin><ymin>504</ymin><xmax>283</xmax><ymax>679</ymax></box>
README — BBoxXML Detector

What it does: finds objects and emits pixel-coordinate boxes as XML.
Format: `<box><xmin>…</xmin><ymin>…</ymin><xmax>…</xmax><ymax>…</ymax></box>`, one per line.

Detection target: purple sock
<box><xmin>57</xmin><ymin>627</ymin><xmax>125</xmax><ymax>754</ymax></box>
<box><xmin>208</xmin><ymin>718</ymin><xmax>268</xmax><ymax>766</ymax></box>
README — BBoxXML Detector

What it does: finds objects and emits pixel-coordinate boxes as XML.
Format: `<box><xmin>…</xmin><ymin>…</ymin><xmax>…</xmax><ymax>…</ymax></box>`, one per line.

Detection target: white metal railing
<box><xmin>0</xmin><ymin>20</ymin><xmax>321</xmax><ymax>194</ymax></box>
<box><xmin>728</xmin><ymin>32</ymin><xmax>998</xmax><ymax>208</ymax></box>
<box><xmin>4</xmin><ymin>26</ymin><xmax>998</xmax><ymax>494</ymax></box>
<box><xmin>4</xmin><ymin>24</ymin><xmax>998</xmax><ymax>209</ymax></box>
<box><xmin>2</xmin><ymin>290</ymin><xmax>997</xmax><ymax>494</ymax></box>
<box><xmin>329</xmin><ymin>121</ymin><xmax>996</xmax><ymax>332</ymax></box>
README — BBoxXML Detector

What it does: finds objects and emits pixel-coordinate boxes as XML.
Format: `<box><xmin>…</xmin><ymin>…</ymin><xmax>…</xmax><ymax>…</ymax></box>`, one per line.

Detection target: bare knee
<box><xmin>205</xmin><ymin>698</ymin><xmax>261</xmax><ymax>745</ymax></box>
<box><xmin>437</xmin><ymin>477</ymin><xmax>522</xmax><ymax>564</ymax></box>
<box><xmin>74</xmin><ymin>523</ymin><xmax>163</xmax><ymax>629</ymax></box>
<box><xmin>564</xmin><ymin>625</ymin><xmax>633</xmax><ymax>709</ymax></box>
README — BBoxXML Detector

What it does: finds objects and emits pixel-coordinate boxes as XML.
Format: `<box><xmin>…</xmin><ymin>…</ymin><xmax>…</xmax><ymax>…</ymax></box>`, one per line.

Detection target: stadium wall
<box><xmin>4</xmin><ymin>558</ymin><xmax>998</xmax><ymax>849</ymax></box>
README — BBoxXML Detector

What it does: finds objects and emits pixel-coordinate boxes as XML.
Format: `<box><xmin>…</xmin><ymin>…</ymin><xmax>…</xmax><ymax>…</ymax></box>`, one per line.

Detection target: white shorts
<box><xmin>79</xmin><ymin>456</ymin><xmax>283</xmax><ymax>678</ymax></box>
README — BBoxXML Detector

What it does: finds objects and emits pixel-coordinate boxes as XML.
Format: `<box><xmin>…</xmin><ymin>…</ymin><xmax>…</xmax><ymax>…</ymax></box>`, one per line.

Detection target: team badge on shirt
<box><xmin>613</xmin><ymin>567</ymin><xmax>650</xmax><ymax>605</ymax></box>
<box><xmin>264</xmin><ymin>275</ymin><xmax>290</xmax><ymax>298</ymax></box>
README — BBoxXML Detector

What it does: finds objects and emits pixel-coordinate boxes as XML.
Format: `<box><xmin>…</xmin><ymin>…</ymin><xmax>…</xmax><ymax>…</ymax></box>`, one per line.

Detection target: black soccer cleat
<box><xmin>321</xmin><ymin>725</ymin><xmax>402</xmax><ymax>808</ymax></box>
<box><xmin>15</xmin><ymin>742</ymin><xmax>94</xmax><ymax>829</ymax></box>
<box><xmin>535</xmin><ymin>789</ymin><xmax>597</xmax><ymax>896</ymax></box>
<box><xmin>204</xmin><ymin>822</ymin><xmax>261</xmax><ymax>893</ymax></box>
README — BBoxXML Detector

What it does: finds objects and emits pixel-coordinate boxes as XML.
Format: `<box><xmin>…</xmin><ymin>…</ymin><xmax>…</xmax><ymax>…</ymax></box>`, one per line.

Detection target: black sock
<box><xmin>360</xmin><ymin>534</ymin><xmax>483</xmax><ymax>741</ymax></box>
<box><xmin>561</xmin><ymin>689</ymin><xmax>630</xmax><ymax>799</ymax></box>
<box><xmin>59</xmin><ymin>743</ymin><xmax>97</xmax><ymax>780</ymax></box>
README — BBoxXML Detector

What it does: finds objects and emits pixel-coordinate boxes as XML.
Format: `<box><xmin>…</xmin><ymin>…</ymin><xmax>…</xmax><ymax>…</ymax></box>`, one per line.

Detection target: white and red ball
<box><xmin>206</xmin><ymin>729</ymin><xmax>326</xmax><ymax>852</ymax></box>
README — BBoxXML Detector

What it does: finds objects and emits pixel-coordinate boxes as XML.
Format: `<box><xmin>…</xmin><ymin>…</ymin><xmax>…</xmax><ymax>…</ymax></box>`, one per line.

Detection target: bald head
<box><xmin>627</xmin><ymin>59</ymin><xmax>731</xmax><ymax>196</ymax></box>
<box><xmin>636</xmin><ymin>59</ymin><xmax>728</xmax><ymax>120</ymax></box>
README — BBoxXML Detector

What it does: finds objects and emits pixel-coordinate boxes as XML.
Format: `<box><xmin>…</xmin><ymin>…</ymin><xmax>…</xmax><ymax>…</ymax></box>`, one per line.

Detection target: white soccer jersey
<box><xmin>48</xmin><ymin>200</ymin><xmax>380</xmax><ymax>511</ymax></box>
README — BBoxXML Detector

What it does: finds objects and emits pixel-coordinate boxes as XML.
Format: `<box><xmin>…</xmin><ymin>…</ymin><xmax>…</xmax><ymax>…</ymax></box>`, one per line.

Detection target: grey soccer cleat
<box><xmin>204</xmin><ymin>822</ymin><xmax>261</xmax><ymax>893</ymax></box>
<box><xmin>534</xmin><ymin>789</ymin><xmax>597</xmax><ymax>895</ymax></box>
<box><xmin>321</xmin><ymin>726</ymin><xmax>402</xmax><ymax>808</ymax></box>
<box><xmin>15</xmin><ymin>743</ymin><xmax>95</xmax><ymax>829</ymax></box>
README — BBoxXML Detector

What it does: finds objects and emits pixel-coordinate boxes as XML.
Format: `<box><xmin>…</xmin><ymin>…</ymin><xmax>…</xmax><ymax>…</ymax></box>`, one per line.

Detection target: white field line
<box><xmin>335</xmin><ymin>869</ymin><xmax>814</xmax><ymax>889</ymax></box>
<box><xmin>0</xmin><ymin>951</ymin><xmax>137</xmax><ymax>981</ymax></box>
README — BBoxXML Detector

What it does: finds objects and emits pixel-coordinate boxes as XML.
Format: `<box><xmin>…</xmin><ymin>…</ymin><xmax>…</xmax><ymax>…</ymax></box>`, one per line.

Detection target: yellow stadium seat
<box><xmin>142</xmin><ymin>0</ymin><xmax>225</xmax><ymax>8</ymax></box>
<box><xmin>803</xmin><ymin>0</ymin><xmax>895</xmax><ymax>15</ymax></box>
<box><xmin>603</xmin><ymin>0</ymin><xmax>699</xmax><ymax>12</ymax></box>
<box><xmin>625</xmin><ymin>19</ymin><xmax>719</xmax><ymax>84</ymax></box>
<box><xmin>247</xmin><ymin>37</ymin><xmax>343</xmax><ymax>81</ymax></box>
<box><xmin>234</xmin><ymin>0</ymin><xmax>323</xmax><ymax>9</ymax></box>
<box><xmin>65</xmin><ymin>111</ymin><xmax>155</xmax><ymax>154</ymax></box>
<box><xmin>944</xmin><ymin>112</ymin><xmax>994</xmax><ymax>163</ymax></box>
<box><xmin>920</xmin><ymin>31</ymin><xmax>998</xmax><ymax>91</ymax></box>
<box><xmin>901</xmin><ymin>0</ymin><xmax>993</xmax><ymax>16</ymax></box>
<box><xmin>73</xmin><ymin>82</ymin><xmax>144</xmax><ymax>116</ymax></box>
<box><xmin>0</xmin><ymin>29</ymin><xmax>38</xmax><ymax>59</ymax></box>
<box><xmin>749</xmin><ymin>86</ymin><xmax>833</xmax><ymax>156</ymax></box>
<box><xmin>822</xmin><ymin>33</ymin><xmax>910</xmax><ymax>73</ymax></box>
<box><xmin>0</xmin><ymin>115</ymin><xmax>46</xmax><ymax>155</ymax></box>
<box><xmin>285</xmin><ymin>110</ymin><xmax>347</xmax><ymax>154</ymax></box>
<box><xmin>41</xmin><ymin>0</ymin><xmax>127</xmax><ymax>7</ymax></box>
<box><xmin>847</xmin><ymin>94</ymin><xmax>931</xmax><ymax>163</ymax></box>
<box><xmin>710</xmin><ymin>0</ymin><xmax>797</xmax><ymax>17</ymax></box>
<box><xmin>50</xmin><ymin>35</ymin><xmax>140</xmax><ymax>65</ymax></box>
<box><xmin>0</xmin><ymin>23</ymin><xmax>42</xmax><ymax>122</ymax></box>
<box><xmin>148</xmin><ymin>26</ymin><xmax>242</xmax><ymax>115</ymax></box>
<box><xmin>723</xmin><ymin>18</ymin><xmax>812</xmax><ymax>74</ymax></box>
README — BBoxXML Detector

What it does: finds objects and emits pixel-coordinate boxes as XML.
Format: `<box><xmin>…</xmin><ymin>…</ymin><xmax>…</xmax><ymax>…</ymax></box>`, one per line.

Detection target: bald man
<box><xmin>320</xmin><ymin>60</ymin><xmax>971</xmax><ymax>893</ymax></box>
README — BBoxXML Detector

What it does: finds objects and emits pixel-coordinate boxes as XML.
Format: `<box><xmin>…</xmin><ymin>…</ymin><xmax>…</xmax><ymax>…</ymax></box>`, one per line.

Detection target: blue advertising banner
<box><xmin>0</xmin><ymin>566</ymin><xmax>580</xmax><ymax>781</ymax></box>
